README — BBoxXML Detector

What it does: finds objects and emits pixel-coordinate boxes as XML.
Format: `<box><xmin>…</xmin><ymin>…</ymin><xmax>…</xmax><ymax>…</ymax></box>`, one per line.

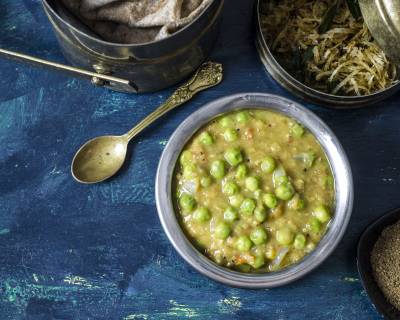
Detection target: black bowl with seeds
<box><xmin>357</xmin><ymin>208</ymin><xmax>400</xmax><ymax>320</ymax></box>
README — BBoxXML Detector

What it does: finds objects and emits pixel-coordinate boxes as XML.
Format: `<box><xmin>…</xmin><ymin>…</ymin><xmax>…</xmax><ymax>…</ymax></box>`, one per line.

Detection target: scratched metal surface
<box><xmin>1</xmin><ymin>0</ymin><xmax>399</xmax><ymax>319</ymax></box>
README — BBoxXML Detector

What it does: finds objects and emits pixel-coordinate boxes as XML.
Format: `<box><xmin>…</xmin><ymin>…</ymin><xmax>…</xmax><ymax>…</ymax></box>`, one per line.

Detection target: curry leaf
<box><xmin>293</xmin><ymin>49</ymin><xmax>303</xmax><ymax>70</ymax></box>
<box><xmin>302</xmin><ymin>46</ymin><xmax>314</xmax><ymax>64</ymax></box>
<box><xmin>286</xmin><ymin>47</ymin><xmax>314</xmax><ymax>83</ymax></box>
<box><xmin>293</xmin><ymin>49</ymin><xmax>306</xmax><ymax>82</ymax></box>
<box><xmin>318</xmin><ymin>2</ymin><xmax>339</xmax><ymax>34</ymax></box>
<box><xmin>346</xmin><ymin>0</ymin><xmax>362</xmax><ymax>20</ymax></box>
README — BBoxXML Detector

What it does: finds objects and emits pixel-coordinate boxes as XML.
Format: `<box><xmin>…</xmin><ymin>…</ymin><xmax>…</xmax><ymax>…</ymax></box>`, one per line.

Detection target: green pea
<box><xmin>254</xmin><ymin>206</ymin><xmax>267</xmax><ymax>223</ymax></box>
<box><xmin>223</xmin><ymin>181</ymin><xmax>240</xmax><ymax>196</ymax></box>
<box><xmin>275</xmin><ymin>175</ymin><xmax>289</xmax><ymax>186</ymax></box>
<box><xmin>288</xmin><ymin>194</ymin><xmax>305</xmax><ymax>210</ymax></box>
<box><xmin>245</xmin><ymin>176</ymin><xmax>260</xmax><ymax>192</ymax></box>
<box><xmin>235</xmin><ymin>164</ymin><xmax>248</xmax><ymax>179</ymax></box>
<box><xmin>275</xmin><ymin>184</ymin><xmax>295</xmax><ymax>201</ymax></box>
<box><xmin>224</xmin><ymin>128</ymin><xmax>238</xmax><ymax>142</ymax></box>
<box><xmin>200</xmin><ymin>176</ymin><xmax>213</xmax><ymax>188</ymax></box>
<box><xmin>219</xmin><ymin>116</ymin><xmax>234</xmax><ymax>128</ymax></box>
<box><xmin>215</xmin><ymin>222</ymin><xmax>231</xmax><ymax>240</ymax></box>
<box><xmin>240</xmin><ymin>198</ymin><xmax>256</xmax><ymax>216</ymax></box>
<box><xmin>272</xmin><ymin>166</ymin><xmax>287</xmax><ymax>187</ymax></box>
<box><xmin>199</xmin><ymin>131</ymin><xmax>214</xmax><ymax>145</ymax></box>
<box><xmin>224</xmin><ymin>147</ymin><xmax>243</xmax><ymax>166</ymax></box>
<box><xmin>210</xmin><ymin>160</ymin><xmax>226</xmax><ymax>179</ymax></box>
<box><xmin>251</xmin><ymin>255</ymin><xmax>265</xmax><ymax>269</ymax></box>
<box><xmin>183</xmin><ymin>164</ymin><xmax>197</xmax><ymax>178</ymax></box>
<box><xmin>229</xmin><ymin>194</ymin><xmax>244</xmax><ymax>208</ymax></box>
<box><xmin>253</xmin><ymin>255</ymin><xmax>265</xmax><ymax>269</ymax></box>
<box><xmin>235</xmin><ymin>111</ymin><xmax>250</xmax><ymax>123</ymax></box>
<box><xmin>294</xmin><ymin>234</ymin><xmax>306</xmax><ymax>249</ymax></box>
<box><xmin>291</xmin><ymin>123</ymin><xmax>305</xmax><ymax>138</ymax></box>
<box><xmin>263</xmin><ymin>193</ymin><xmax>278</xmax><ymax>209</ymax></box>
<box><xmin>313</xmin><ymin>205</ymin><xmax>331</xmax><ymax>223</ymax></box>
<box><xmin>179</xmin><ymin>194</ymin><xmax>196</xmax><ymax>212</ymax></box>
<box><xmin>224</xmin><ymin>207</ymin><xmax>239</xmax><ymax>222</ymax></box>
<box><xmin>180</xmin><ymin>150</ymin><xmax>192</xmax><ymax>165</ymax></box>
<box><xmin>236</xmin><ymin>235</ymin><xmax>253</xmax><ymax>251</ymax></box>
<box><xmin>309</xmin><ymin>217</ymin><xmax>321</xmax><ymax>233</ymax></box>
<box><xmin>250</xmin><ymin>227</ymin><xmax>268</xmax><ymax>245</ymax></box>
<box><xmin>260</xmin><ymin>156</ymin><xmax>276</xmax><ymax>173</ymax></box>
<box><xmin>193</xmin><ymin>207</ymin><xmax>211</xmax><ymax>222</ymax></box>
<box><xmin>276</xmin><ymin>227</ymin><xmax>294</xmax><ymax>245</ymax></box>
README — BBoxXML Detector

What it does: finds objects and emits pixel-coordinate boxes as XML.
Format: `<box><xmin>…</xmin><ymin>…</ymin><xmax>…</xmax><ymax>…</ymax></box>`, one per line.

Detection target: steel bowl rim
<box><xmin>41</xmin><ymin>0</ymin><xmax>221</xmax><ymax>48</ymax></box>
<box><xmin>156</xmin><ymin>92</ymin><xmax>354</xmax><ymax>288</ymax></box>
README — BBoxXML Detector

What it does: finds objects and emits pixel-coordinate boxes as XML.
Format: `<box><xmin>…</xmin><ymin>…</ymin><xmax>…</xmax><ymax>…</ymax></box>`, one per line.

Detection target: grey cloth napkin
<box><xmin>61</xmin><ymin>0</ymin><xmax>213</xmax><ymax>44</ymax></box>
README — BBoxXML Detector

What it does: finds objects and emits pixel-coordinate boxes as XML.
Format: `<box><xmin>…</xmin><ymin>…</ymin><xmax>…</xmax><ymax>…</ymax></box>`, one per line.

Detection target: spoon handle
<box><xmin>124</xmin><ymin>62</ymin><xmax>223</xmax><ymax>141</ymax></box>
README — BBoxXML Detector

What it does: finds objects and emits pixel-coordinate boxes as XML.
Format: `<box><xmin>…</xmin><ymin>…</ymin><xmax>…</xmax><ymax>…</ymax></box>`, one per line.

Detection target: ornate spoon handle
<box><xmin>124</xmin><ymin>62</ymin><xmax>223</xmax><ymax>141</ymax></box>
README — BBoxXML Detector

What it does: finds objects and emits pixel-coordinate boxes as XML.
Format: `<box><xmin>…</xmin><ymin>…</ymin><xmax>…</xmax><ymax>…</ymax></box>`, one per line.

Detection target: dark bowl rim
<box><xmin>357</xmin><ymin>207</ymin><xmax>400</xmax><ymax>320</ymax></box>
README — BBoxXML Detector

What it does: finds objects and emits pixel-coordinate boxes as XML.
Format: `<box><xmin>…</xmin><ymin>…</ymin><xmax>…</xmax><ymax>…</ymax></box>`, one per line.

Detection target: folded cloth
<box><xmin>61</xmin><ymin>0</ymin><xmax>213</xmax><ymax>44</ymax></box>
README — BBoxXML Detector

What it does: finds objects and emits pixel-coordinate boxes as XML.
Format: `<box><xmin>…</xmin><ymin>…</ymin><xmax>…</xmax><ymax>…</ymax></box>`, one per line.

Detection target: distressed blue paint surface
<box><xmin>0</xmin><ymin>1</ymin><xmax>399</xmax><ymax>319</ymax></box>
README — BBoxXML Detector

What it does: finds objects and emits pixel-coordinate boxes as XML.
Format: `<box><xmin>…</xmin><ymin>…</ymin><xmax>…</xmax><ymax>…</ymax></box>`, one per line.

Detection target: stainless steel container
<box><xmin>156</xmin><ymin>93</ymin><xmax>354</xmax><ymax>288</ymax></box>
<box><xmin>255</xmin><ymin>0</ymin><xmax>400</xmax><ymax>108</ymax></box>
<box><xmin>360</xmin><ymin>0</ymin><xmax>400</xmax><ymax>67</ymax></box>
<box><xmin>41</xmin><ymin>0</ymin><xmax>223</xmax><ymax>93</ymax></box>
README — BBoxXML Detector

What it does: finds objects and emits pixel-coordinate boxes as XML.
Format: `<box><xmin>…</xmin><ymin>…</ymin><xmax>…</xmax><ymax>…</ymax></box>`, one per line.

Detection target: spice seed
<box><xmin>371</xmin><ymin>220</ymin><xmax>400</xmax><ymax>311</ymax></box>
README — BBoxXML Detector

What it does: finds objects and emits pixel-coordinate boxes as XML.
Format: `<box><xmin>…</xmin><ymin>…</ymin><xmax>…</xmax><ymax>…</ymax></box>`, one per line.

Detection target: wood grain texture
<box><xmin>1</xmin><ymin>0</ymin><xmax>399</xmax><ymax>319</ymax></box>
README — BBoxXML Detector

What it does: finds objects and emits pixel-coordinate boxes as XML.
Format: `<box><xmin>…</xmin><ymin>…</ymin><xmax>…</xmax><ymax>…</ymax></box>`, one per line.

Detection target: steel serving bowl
<box><xmin>255</xmin><ymin>0</ymin><xmax>400</xmax><ymax>108</ymax></box>
<box><xmin>41</xmin><ymin>0</ymin><xmax>224</xmax><ymax>93</ymax></box>
<box><xmin>156</xmin><ymin>93</ymin><xmax>354</xmax><ymax>288</ymax></box>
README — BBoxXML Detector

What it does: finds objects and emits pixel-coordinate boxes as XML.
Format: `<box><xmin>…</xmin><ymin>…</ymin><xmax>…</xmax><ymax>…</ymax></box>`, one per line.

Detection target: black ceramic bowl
<box><xmin>357</xmin><ymin>208</ymin><xmax>400</xmax><ymax>320</ymax></box>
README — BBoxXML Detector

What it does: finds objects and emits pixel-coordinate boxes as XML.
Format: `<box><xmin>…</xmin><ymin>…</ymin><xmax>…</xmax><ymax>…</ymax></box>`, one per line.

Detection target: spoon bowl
<box><xmin>71</xmin><ymin>135</ymin><xmax>128</xmax><ymax>184</ymax></box>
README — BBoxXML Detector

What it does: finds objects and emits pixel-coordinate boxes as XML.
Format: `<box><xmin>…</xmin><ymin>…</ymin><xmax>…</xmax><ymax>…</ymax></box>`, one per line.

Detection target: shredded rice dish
<box><xmin>260</xmin><ymin>0</ymin><xmax>398</xmax><ymax>96</ymax></box>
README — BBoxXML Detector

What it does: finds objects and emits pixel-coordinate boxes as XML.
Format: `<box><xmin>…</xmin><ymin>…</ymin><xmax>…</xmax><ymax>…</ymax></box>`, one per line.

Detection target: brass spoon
<box><xmin>71</xmin><ymin>62</ymin><xmax>223</xmax><ymax>184</ymax></box>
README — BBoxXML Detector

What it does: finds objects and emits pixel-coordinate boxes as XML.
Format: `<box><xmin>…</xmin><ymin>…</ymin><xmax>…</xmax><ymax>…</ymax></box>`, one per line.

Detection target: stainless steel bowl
<box><xmin>41</xmin><ymin>0</ymin><xmax>223</xmax><ymax>93</ymax></box>
<box><xmin>255</xmin><ymin>0</ymin><xmax>400</xmax><ymax>108</ymax></box>
<box><xmin>156</xmin><ymin>93</ymin><xmax>354</xmax><ymax>288</ymax></box>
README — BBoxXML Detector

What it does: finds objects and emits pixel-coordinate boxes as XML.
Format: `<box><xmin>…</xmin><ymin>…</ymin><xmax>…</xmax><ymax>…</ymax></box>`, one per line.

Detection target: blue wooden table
<box><xmin>1</xmin><ymin>1</ymin><xmax>400</xmax><ymax>319</ymax></box>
